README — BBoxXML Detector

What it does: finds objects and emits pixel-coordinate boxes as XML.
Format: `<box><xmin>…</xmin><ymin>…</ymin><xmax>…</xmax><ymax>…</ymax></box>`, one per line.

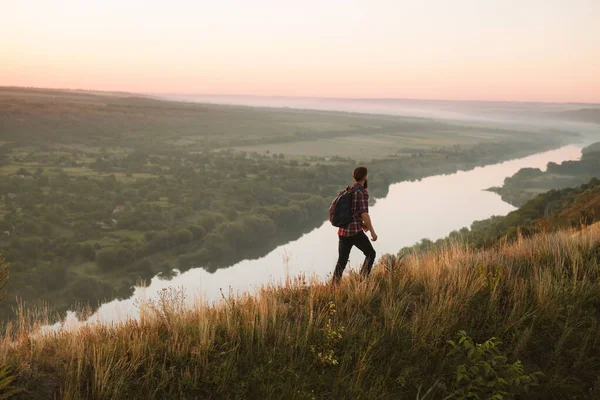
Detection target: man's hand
<box><xmin>362</xmin><ymin>213</ymin><xmax>377</xmax><ymax>241</ymax></box>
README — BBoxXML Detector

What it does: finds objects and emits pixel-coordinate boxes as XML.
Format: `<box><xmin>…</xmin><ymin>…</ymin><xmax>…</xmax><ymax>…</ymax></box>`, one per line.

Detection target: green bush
<box><xmin>442</xmin><ymin>331</ymin><xmax>542</xmax><ymax>399</ymax></box>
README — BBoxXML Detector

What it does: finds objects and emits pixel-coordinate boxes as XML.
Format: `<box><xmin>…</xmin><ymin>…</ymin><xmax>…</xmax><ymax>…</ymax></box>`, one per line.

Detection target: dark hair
<box><xmin>353</xmin><ymin>166</ymin><xmax>368</xmax><ymax>182</ymax></box>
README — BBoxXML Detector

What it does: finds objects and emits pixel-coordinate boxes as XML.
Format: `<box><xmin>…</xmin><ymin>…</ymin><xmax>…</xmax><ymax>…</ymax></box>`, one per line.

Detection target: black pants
<box><xmin>333</xmin><ymin>231</ymin><xmax>376</xmax><ymax>283</ymax></box>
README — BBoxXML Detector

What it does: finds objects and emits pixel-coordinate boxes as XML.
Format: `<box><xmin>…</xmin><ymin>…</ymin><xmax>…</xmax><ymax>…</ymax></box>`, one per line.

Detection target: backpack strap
<box><xmin>349</xmin><ymin>184</ymin><xmax>361</xmax><ymax>215</ymax></box>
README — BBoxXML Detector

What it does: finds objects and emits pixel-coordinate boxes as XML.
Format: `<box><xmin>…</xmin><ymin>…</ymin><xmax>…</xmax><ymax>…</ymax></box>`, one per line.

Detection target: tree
<box><xmin>96</xmin><ymin>248</ymin><xmax>120</xmax><ymax>270</ymax></box>
<box><xmin>71</xmin><ymin>276</ymin><xmax>109</xmax><ymax>303</ymax></box>
<box><xmin>204</xmin><ymin>233</ymin><xmax>232</xmax><ymax>260</ymax></box>
<box><xmin>224</xmin><ymin>207</ymin><xmax>238</xmax><ymax>221</ymax></box>
<box><xmin>132</xmin><ymin>257</ymin><xmax>153</xmax><ymax>275</ymax></box>
<box><xmin>121</xmin><ymin>188</ymin><xmax>139</xmax><ymax>201</ymax></box>
<box><xmin>188</xmin><ymin>225</ymin><xmax>206</xmax><ymax>240</ymax></box>
<box><xmin>146</xmin><ymin>191</ymin><xmax>161</xmax><ymax>201</ymax></box>
<box><xmin>96</xmin><ymin>247</ymin><xmax>133</xmax><ymax>271</ymax></box>
<box><xmin>80</xmin><ymin>243</ymin><xmax>96</xmax><ymax>261</ymax></box>
<box><xmin>174</xmin><ymin>229</ymin><xmax>193</xmax><ymax>245</ymax></box>
<box><xmin>42</xmin><ymin>263</ymin><xmax>68</xmax><ymax>291</ymax></box>
<box><xmin>38</xmin><ymin>221</ymin><xmax>54</xmax><ymax>237</ymax></box>
<box><xmin>22</xmin><ymin>238</ymin><xmax>42</xmax><ymax>259</ymax></box>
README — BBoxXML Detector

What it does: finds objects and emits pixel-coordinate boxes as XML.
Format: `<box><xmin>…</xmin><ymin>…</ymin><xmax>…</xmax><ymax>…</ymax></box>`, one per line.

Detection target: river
<box><xmin>51</xmin><ymin>144</ymin><xmax>582</xmax><ymax>330</ymax></box>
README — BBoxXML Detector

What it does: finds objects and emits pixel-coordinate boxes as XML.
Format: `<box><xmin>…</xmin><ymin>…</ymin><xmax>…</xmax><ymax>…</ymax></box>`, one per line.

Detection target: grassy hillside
<box><xmin>3</xmin><ymin>223</ymin><xmax>600</xmax><ymax>398</ymax></box>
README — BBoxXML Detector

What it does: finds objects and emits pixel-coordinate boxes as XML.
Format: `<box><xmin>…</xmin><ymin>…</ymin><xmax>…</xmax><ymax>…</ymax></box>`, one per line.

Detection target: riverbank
<box><xmin>4</xmin><ymin>222</ymin><xmax>600</xmax><ymax>398</ymax></box>
<box><xmin>487</xmin><ymin>141</ymin><xmax>600</xmax><ymax>207</ymax></box>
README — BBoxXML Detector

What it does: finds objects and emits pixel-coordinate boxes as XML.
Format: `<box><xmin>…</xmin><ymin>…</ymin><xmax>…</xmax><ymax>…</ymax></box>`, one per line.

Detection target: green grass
<box><xmin>4</xmin><ymin>223</ymin><xmax>600</xmax><ymax>398</ymax></box>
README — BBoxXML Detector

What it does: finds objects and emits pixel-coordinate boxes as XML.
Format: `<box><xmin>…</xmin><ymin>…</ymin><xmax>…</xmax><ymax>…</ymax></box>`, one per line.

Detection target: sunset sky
<box><xmin>2</xmin><ymin>0</ymin><xmax>599</xmax><ymax>103</ymax></box>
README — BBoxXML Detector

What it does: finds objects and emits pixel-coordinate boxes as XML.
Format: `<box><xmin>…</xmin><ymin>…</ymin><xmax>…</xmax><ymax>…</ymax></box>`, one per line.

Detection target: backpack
<box><xmin>329</xmin><ymin>185</ymin><xmax>359</xmax><ymax>227</ymax></box>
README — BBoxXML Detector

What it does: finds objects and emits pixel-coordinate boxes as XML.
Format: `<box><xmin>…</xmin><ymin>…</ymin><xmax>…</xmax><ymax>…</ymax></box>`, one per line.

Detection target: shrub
<box><xmin>442</xmin><ymin>331</ymin><xmax>542</xmax><ymax>399</ymax></box>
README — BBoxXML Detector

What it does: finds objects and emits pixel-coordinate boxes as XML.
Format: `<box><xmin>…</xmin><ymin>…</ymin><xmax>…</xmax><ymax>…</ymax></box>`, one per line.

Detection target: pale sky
<box><xmin>2</xmin><ymin>0</ymin><xmax>599</xmax><ymax>102</ymax></box>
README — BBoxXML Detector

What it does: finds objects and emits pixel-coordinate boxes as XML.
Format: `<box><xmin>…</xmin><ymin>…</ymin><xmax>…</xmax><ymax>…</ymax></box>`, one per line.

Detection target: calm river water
<box><xmin>52</xmin><ymin>144</ymin><xmax>582</xmax><ymax>330</ymax></box>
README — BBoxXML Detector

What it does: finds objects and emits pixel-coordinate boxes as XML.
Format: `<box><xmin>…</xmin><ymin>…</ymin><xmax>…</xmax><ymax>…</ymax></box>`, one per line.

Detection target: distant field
<box><xmin>235</xmin><ymin>130</ymin><xmax>516</xmax><ymax>159</ymax></box>
<box><xmin>555</xmin><ymin>108</ymin><xmax>600</xmax><ymax>124</ymax></box>
<box><xmin>0</xmin><ymin>86</ymin><xmax>559</xmax><ymax>160</ymax></box>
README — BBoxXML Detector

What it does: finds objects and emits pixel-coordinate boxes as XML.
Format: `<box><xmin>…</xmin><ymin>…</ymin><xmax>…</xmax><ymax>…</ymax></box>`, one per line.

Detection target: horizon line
<box><xmin>2</xmin><ymin>85</ymin><xmax>600</xmax><ymax>106</ymax></box>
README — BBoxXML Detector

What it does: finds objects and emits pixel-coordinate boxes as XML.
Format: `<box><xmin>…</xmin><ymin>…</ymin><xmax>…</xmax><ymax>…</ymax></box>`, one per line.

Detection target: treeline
<box><xmin>490</xmin><ymin>143</ymin><xmax>600</xmax><ymax>206</ymax></box>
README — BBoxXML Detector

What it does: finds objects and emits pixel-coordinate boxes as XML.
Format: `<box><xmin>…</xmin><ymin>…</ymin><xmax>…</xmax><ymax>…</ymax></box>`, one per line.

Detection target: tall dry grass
<box><xmin>3</xmin><ymin>224</ymin><xmax>600</xmax><ymax>398</ymax></box>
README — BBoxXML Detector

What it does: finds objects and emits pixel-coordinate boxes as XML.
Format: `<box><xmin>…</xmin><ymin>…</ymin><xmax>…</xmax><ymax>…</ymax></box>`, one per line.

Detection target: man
<box><xmin>332</xmin><ymin>166</ymin><xmax>377</xmax><ymax>283</ymax></box>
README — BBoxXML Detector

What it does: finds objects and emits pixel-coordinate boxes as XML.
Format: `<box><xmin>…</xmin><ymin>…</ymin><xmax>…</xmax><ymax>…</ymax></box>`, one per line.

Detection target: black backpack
<box><xmin>329</xmin><ymin>186</ymin><xmax>359</xmax><ymax>227</ymax></box>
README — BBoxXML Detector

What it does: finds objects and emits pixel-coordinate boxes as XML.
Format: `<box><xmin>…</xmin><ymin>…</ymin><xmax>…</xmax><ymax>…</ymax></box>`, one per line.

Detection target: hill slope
<box><xmin>3</xmin><ymin>223</ymin><xmax>600</xmax><ymax>398</ymax></box>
